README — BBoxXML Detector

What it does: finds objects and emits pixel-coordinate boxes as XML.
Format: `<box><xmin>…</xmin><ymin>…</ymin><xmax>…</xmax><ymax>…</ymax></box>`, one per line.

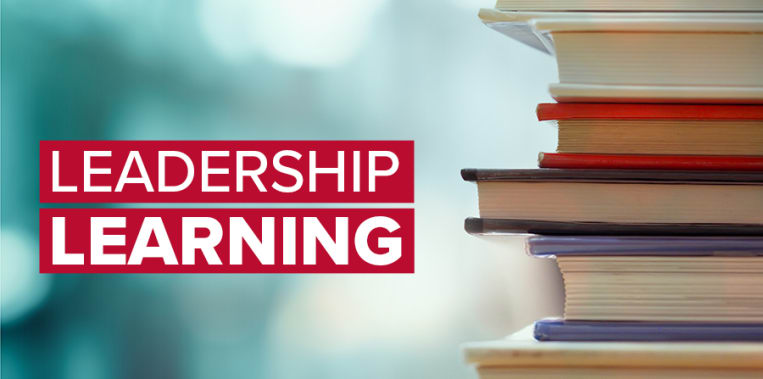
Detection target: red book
<box><xmin>536</xmin><ymin>103</ymin><xmax>763</xmax><ymax>156</ymax></box>
<box><xmin>536</xmin><ymin>103</ymin><xmax>763</xmax><ymax>121</ymax></box>
<box><xmin>539</xmin><ymin>153</ymin><xmax>763</xmax><ymax>171</ymax></box>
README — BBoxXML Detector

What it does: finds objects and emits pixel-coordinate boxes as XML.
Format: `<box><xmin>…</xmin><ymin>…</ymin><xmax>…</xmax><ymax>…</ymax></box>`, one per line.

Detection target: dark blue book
<box><xmin>527</xmin><ymin>236</ymin><xmax>763</xmax><ymax>257</ymax></box>
<box><xmin>534</xmin><ymin>319</ymin><xmax>763</xmax><ymax>342</ymax></box>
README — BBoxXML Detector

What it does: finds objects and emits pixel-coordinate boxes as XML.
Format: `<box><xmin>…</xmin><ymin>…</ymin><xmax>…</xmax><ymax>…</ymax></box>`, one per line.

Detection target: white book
<box><xmin>480</xmin><ymin>10</ymin><xmax>763</xmax><ymax>103</ymax></box>
<box><xmin>495</xmin><ymin>0</ymin><xmax>763</xmax><ymax>12</ymax></box>
<box><xmin>464</xmin><ymin>326</ymin><xmax>763</xmax><ymax>378</ymax></box>
<box><xmin>557</xmin><ymin>256</ymin><xmax>763</xmax><ymax>322</ymax></box>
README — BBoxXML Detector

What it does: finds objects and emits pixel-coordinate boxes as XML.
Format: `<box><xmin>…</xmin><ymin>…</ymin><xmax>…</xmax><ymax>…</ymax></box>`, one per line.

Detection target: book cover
<box><xmin>539</xmin><ymin>153</ymin><xmax>763</xmax><ymax>171</ymax></box>
<box><xmin>527</xmin><ymin>236</ymin><xmax>763</xmax><ymax>256</ymax></box>
<box><xmin>534</xmin><ymin>319</ymin><xmax>763</xmax><ymax>342</ymax></box>
<box><xmin>536</xmin><ymin>103</ymin><xmax>763</xmax><ymax>121</ymax></box>
<box><xmin>465</xmin><ymin>218</ymin><xmax>763</xmax><ymax>236</ymax></box>
<box><xmin>461</xmin><ymin>168</ymin><xmax>763</xmax><ymax>183</ymax></box>
<box><xmin>464</xmin><ymin>325</ymin><xmax>763</xmax><ymax>369</ymax></box>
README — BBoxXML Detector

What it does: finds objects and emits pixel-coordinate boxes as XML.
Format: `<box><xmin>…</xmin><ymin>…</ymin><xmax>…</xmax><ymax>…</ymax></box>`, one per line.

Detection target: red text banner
<box><xmin>40</xmin><ymin>208</ymin><xmax>414</xmax><ymax>274</ymax></box>
<box><xmin>40</xmin><ymin>140</ymin><xmax>414</xmax><ymax>203</ymax></box>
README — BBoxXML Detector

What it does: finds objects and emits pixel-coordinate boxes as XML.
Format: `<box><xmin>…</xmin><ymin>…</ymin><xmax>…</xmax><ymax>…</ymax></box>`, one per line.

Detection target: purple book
<box><xmin>535</xmin><ymin>319</ymin><xmax>763</xmax><ymax>342</ymax></box>
<box><xmin>527</xmin><ymin>236</ymin><xmax>763</xmax><ymax>257</ymax></box>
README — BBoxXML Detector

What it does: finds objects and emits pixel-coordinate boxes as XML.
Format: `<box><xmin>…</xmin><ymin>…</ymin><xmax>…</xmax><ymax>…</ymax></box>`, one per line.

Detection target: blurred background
<box><xmin>1</xmin><ymin>0</ymin><xmax>563</xmax><ymax>377</ymax></box>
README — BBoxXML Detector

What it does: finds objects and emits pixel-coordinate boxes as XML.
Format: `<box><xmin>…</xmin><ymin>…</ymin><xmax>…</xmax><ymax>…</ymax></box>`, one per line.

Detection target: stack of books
<box><xmin>463</xmin><ymin>1</ymin><xmax>763</xmax><ymax>377</ymax></box>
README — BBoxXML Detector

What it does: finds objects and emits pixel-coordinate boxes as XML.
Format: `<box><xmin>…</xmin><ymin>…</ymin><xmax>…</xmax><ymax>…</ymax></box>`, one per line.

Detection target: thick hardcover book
<box><xmin>538</xmin><ymin>153</ymin><xmax>763</xmax><ymax>171</ymax></box>
<box><xmin>536</xmin><ymin>103</ymin><xmax>763</xmax><ymax>156</ymax></box>
<box><xmin>527</xmin><ymin>236</ymin><xmax>763</xmax><ymax>256</ymax></box>
<box><xmin>461</xmin><ymin>168</ymin><xmax>763</xmax><ymax>183</ymax></box>
<box><xmin>553</xmin><ymin>256</ymin><xmax>763</xmax><ymax>322</ymax></box>
<box><xmin>462</xmin><ymin>169</ymin><xmax>763</xmax><ymax>225</ymax></box>
<box><xmin>534</xmin><ymin>319</ymin><xmax>763</xmax><ymax>342</ymax></box>
<box><xmin>465</xmin><ymin>218</ymin><xmax>763</xmax><ymax>236</ymax></box>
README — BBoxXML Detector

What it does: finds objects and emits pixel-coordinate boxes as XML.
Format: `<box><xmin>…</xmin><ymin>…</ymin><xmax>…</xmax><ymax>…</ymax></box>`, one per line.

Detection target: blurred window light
<box><xmin>450</xmin><ymin>0</ymin><xmax>495</xmax><ymax>10</ymax></box>
<box><xmin>1</xmin><ymin>228</ymin><xmax>52</xmax><ymax>325</ymax></box>
<box><xmin>199</xmin><ymin>0</ymin><xmax>263</xmax><ymax>64</ymax></box>
<box><xmin>199</xmin><ymin>0</ymin><xmax>386</xmax><ymax>67</ymax></box>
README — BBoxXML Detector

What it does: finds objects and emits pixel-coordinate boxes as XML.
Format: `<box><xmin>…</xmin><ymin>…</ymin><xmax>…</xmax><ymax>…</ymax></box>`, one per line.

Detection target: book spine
<box><xmin>536</xmin><ymin>103</ymin><xmax>763</xmax><ymax>121</ymax></box>
<box><xmin>539</xmin><ymin>152</ymin><xmax>763</xmax><ymax>171</ymax></box>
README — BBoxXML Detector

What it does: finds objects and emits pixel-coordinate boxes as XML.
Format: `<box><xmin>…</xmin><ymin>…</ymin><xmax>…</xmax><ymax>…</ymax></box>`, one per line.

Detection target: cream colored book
<box><xmin>558</xmin><ymin>256</ymin><xmax>763</xmax><ymax>322</ymax></box>
<box><xmin>464</xmin><ymin>326</ymin><xmax>763</xmax><ymax>378</ymax></box>
<box><xmin>494</xmin><ymin>0</ymin><xmax>763</xmax><ymax>11</ymax></box>
<box><xmin>479</xmin><ymin>10</ymin><xmax>763</xmax><ymax>103</ymax></box>
<box><xmin>554</xmin><ymin>119</ymin><xmax>763</xmax><ymax>156</ymax></box>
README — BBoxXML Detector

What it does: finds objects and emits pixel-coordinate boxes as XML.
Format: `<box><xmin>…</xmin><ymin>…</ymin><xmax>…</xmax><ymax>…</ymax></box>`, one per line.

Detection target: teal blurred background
<box><xmin>1</xmin><ymin>0</ymin><xmax>563</xmax><ymax>377</ymax></box>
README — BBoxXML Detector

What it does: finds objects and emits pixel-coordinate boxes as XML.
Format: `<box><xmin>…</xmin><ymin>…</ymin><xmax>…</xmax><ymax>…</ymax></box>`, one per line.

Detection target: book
<box><xmin>464</xmin><ymin>326</ymin><xmax>763</xmax><ymax>378</ymax></box>
<box><xmin>467</xmin><ymin>3</ymin><xmax>763</xmax><ymax>376</ymax></box>
<box><xmin>551</xmin><ymin>255</ymin><xmax>763</xmax><ymax>322</ymax></box>
<box><xmin>465</xmin><ymin>218</ymin><xmax>763</xmax><ymax>236</ymax></box>
<box><xmin>536</xmin><ymin>103</ymin><xmax>763</xmax><ymax>120</ymax></box>
<box><xmin>494</xmin><ymin>0</ymin><xmax>763</xmax><ymax>11</ymax></box>
<box><xmin>479</xmin><ymin>10</ymin><xmax>763</xmax><ymax>103</ymax></box>
<box><xmin>537</xmin><ymin>103</ymin><xmax>763</xmax><ymax>156</ymax></box>
<box><xmin>539</xmin><ymin>153</ymin><xmax>763</xmax><ymax>171</ymax></box>
<box><xmin>526</xmin><ymin>235</ymin><xmax>763</xmax><ymax>256</ymax></box>
<box><xmin>462</xmin><ymin>169</ymin><xmax>763</xmax><ymax>225</ymax></box>
<box><xmin>534</xmin><ymin>319</ymin><xmax>763</xmax><ymax>342</ymax></box>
